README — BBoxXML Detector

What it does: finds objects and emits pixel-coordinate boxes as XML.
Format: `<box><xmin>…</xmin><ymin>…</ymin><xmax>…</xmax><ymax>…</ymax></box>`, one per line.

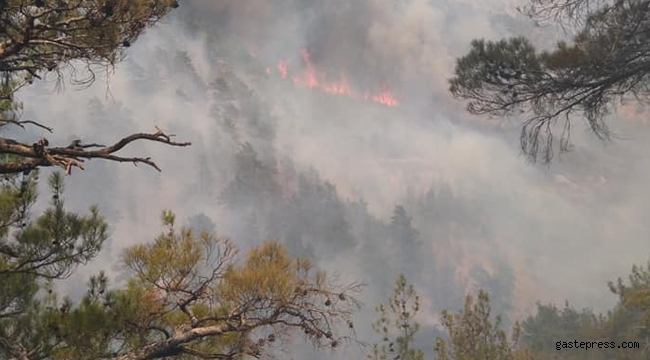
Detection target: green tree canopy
<box><xmin>434</xmin><ymin>290</ymin><xmax>531</xmax><ymax>360</ymax></box>
<box><xmin>518</xmin><ymin>256</ymin><xmax>650</xmax><ymax>360</ymax></box>
<box><xmin>449</xmin><ymin>0</ymin><xmax>650</xmax><ymax>162</ymax></box>
<box><xmin>607</xmin><ymin>258</ymin><xmax>650</xmax><ymax>356</ymax></box>
<box><xmin>0</xmin><ymin>0</ymin><xmax>190</xmax><ymax>175</ymax></box>
<box><xmin>1</xmin><ymin>208</ymin><xmax>363</xmax><ymax>360</ymax></box>
<box><xmin>0</xmin><ymin>170</ymin><xmax>109</xmax><ymax>360</ymax></box>
<box><xmin>370</xmin><ymin>274</ymin><xmax>424</xmax><ymax>360</ymax></box>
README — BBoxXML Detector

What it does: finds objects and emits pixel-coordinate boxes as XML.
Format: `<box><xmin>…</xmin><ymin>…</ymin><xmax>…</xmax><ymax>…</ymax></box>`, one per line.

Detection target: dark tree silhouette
<box><xmin>450</xmin><ymin>0</ymin><xmax>650</xmax><ymax>162</ymax></box>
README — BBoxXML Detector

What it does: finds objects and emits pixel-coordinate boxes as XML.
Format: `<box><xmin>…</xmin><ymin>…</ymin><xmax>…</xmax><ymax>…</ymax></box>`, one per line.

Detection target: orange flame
<box><xmin>277</xmin><ymin>60</ymin><xmax>288</xmax><ymax>79</ymax></box>
<box><xmin>268</xmin><ymin>49</ymin><xmax>398</xmax><ymax>107</ymax></box>
<box><xmin>322</xmin><ymin>74</ymin><xmax>352</xmax><ymax>95</ymax></box>
<box><xmin>372</xmin><ymin>88</ymin><xmax>398</xmax><ymax>107</ymax></box>
<box><xmin>300</xmin><ymin>49</ymin><xmax>319</xmax><ymax>89</ymax></box>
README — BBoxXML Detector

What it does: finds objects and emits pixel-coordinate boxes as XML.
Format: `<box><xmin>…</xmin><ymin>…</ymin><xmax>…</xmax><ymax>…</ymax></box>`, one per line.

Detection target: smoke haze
<box><xmin>14</xmin><ymin>0</ymin><xmax>650</xmax><ymax>358</ymax></box>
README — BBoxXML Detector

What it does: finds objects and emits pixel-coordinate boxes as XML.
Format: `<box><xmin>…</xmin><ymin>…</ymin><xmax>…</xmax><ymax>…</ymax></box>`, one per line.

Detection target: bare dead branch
<box><xmin>0</xmin><ymin>127</ymin><xmax>191</xmax><ymax>175</ymax></box>
<box><xmin>0</xmin><ymin>119</ymin><xmax>53</xmax><ymax>133</ymax></box>
<box><xmin>0</xmin><ymin>335</ymin><xmax>32</xmax><ymax>360</ymax></box>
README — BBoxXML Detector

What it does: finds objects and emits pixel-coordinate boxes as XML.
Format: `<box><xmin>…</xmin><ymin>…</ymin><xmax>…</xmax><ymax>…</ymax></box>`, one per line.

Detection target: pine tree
<box><xmin>370</xmin><ymin>274</ymin><xmax>424</xmax><ymax>360</ymax></box>
<box><xmin>434</xmin><ymin>290</ymin><xmax>531</xmax><ymax>360</ymax></box>
<box><xmin>0</xmin><ymin>0</ymin><xmax>188</xmax><ymax>174</ymax></box>
<box><xmin>0</xmin><ymin>171</ymin><xmax>108</xmax><ymax>359</ymax></box>
<box><xmin>389</xmin><ymin>205</ymin><xmax>421</xmax><ymax>275</ymax></box>
<box><xmin>449</xmin><ymin>0</ymin><xmax>650</xmax><ymax>162</ymax></box>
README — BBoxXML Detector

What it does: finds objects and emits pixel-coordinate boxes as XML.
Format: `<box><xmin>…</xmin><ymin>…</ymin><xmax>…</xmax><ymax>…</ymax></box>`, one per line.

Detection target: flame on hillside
<box><xmin>266</xmin><ymin>49</ymin><xmax>398</xmax><ymax>107</ymax></box>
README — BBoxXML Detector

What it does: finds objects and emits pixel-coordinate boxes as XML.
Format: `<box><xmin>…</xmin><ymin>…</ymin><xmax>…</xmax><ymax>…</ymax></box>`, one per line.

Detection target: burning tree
<box><xmin>0</xmin><ymin>0</ymin><xmax>189</xmax><ymax>175</ymax></box>
<box><xmin>267</xmin><ymin>49</ymin><xmax>399</xmax><ymax>107</ymax></box>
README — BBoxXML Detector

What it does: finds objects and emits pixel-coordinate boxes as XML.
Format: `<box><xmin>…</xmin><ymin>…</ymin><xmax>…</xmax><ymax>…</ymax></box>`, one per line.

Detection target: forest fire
<box><xmin>266</xmin><ymin>49</ymin><xmax>398</xmax><ymax>107</ymax></box>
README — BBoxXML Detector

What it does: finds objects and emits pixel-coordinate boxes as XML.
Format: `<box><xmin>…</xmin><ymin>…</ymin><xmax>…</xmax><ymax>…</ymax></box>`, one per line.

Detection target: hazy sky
<box><xmin>13</xmin><ymin>0</ymin><xmax>650</xmax><ymax>357</ymax></box>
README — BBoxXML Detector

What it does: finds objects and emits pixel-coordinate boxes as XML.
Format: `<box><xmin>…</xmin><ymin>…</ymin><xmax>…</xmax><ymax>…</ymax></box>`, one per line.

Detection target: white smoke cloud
<box><xmin>13</xmin><ymin>0</ymin><xmax>650</xmax><ymax>358</ymax></box>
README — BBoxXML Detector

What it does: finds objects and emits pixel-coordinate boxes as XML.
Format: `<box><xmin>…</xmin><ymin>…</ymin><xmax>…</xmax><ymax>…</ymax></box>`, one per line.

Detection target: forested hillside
<box><xmin>2</xmin><ymin>0</ymin><xmax>650</xmax><ymax>359</ymax></box>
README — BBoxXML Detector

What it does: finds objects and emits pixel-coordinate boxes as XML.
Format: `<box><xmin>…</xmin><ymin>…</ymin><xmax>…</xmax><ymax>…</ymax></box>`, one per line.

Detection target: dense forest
<box><xmin>2</xmin><ymin>0</ymin><xmax>650</xmax><ymax>359</ymax></box>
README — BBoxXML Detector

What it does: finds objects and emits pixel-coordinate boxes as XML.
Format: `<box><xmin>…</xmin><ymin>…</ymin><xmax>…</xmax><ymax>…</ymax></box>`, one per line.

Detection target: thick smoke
<box><xmin>185</xmin><ymin>0</ymin><xmax>502</xmax><ymax>100</ymax></box>
<box><xmin>13</xmin><ymin>0</ymin><xmax>650</xmax><ymax>359</ymax></box>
